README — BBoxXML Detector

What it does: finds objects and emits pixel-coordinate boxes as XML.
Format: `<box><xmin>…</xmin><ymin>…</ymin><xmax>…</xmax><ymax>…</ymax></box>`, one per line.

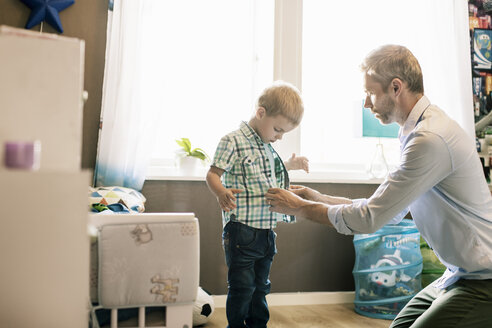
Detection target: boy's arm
<box><xmin>206</xmin><ymin>166</ymin><xmax>226</xmax><ymax>196</ymax></box>
<box><xmin>206</xmin><ymin>166</ymin><xmax>243</xmax><ymax>212</ymax></box>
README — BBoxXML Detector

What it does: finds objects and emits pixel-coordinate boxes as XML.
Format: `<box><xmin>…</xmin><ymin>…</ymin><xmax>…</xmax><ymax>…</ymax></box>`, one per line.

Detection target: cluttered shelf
<box><xmin>469</xmin><ymin>2</ymin><xmax>492</xmax><ymax>191</ymax></box>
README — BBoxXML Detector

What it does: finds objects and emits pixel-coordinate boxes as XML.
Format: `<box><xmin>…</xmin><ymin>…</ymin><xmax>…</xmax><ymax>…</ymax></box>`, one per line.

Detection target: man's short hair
<box><xmin>361</xmin><ymin>45</ymin><xmax>424</xmax><ymax>94</ymax></box>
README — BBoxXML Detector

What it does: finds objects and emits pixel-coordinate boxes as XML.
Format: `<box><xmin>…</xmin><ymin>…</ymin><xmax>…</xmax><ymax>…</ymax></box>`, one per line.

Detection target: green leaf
<box><xmin>176</xmin><ymin>138</ymin><xmax>191</xmax><ymax>154</ymax></box>
<box><xmin>193</xmin><ymin>148</ymin><xmax>210</xmax><ymax>161</ymax></box>
<box><xmin>175</xmin><ymin>138</ymin><xmax>210</xmax><ymax>161</ymax></box>
<box><xmin>190</xmin><ymin>149</ymin><xmax>207</xmax><ymax>161</ymax></box>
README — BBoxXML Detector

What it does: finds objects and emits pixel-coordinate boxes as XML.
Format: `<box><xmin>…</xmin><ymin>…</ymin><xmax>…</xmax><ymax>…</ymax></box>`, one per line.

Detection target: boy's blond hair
<box><xmin>257</xmin><ymin>81</ymin><xmax>304</xmax><ymax>125</ymax></box>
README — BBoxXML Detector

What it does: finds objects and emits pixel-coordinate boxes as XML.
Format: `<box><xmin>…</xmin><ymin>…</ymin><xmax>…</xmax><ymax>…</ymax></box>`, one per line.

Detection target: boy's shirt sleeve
<box><xmin>211</xmin><ymin>136</ymin><xmax>237</xmax><ymax>172</ymax></box>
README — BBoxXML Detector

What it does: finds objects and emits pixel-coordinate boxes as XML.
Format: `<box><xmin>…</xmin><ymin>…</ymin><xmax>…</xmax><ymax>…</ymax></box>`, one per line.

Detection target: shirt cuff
<box><xmin>327</xmin><ymin>204</ymin><xmax>354</xmax><ymax>235</ymax></box>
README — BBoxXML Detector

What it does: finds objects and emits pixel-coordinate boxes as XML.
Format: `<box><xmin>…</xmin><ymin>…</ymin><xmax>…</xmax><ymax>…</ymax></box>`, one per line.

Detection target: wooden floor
<box><xmin>100</xmin><ymin>303</ymin><xmax>391</xmax><ymax>328</ymax></box>
<box><xmin>205</xmin><ymin>303</ymin><xmax>391</xmax><ymax>328</ymax></box>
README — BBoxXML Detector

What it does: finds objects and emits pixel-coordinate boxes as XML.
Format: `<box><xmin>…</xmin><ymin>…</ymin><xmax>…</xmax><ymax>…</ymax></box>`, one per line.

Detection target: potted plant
<box><xmin>175</xmin><ymin>138</ymin><xmax>210</xmax><ymax>174</ymax></box>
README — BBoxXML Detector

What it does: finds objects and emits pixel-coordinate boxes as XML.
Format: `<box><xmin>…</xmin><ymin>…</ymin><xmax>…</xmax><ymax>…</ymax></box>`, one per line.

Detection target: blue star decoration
<box><xmin>20</xmin><ymin>0</ymin><xmax>75</xmax><ymax>33</ymax></box>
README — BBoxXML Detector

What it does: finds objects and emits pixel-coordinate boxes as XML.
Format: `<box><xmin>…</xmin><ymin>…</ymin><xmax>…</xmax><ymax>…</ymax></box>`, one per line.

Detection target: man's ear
<box><xmin>256</xmin><ymin>106</ymin><xmax>267</xmax><ymax>119</ymax></box>
<box><xmin>391</xmin><ymin>78</ymin><xmax>403</xmax><ymax>96</ymax></box>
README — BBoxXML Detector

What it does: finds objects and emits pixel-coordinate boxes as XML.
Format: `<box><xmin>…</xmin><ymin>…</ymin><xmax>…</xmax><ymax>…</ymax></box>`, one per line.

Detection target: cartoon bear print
<box><xmin>150</xmin><ymin>274</ymin><xmax>179</xmax><ymax>303</ymax></box>
<box><xmin>130</xmin><ymin>224</ymin><xmax>153</xmax><ymax>245</ymax></box>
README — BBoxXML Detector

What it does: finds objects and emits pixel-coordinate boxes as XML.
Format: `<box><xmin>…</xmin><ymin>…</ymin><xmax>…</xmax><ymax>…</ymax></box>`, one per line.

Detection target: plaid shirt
<box><xmin>211</xmin><ymin>121</ymin><xmax>295</xmax><ymax>229</ymax></box>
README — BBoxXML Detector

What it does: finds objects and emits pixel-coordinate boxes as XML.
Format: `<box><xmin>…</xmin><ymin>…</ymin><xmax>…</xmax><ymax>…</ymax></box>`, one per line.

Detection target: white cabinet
<box><xmin>0</xmin><ymin>26</ymin><xmax>89</xmax><ymax>327</ymax></box>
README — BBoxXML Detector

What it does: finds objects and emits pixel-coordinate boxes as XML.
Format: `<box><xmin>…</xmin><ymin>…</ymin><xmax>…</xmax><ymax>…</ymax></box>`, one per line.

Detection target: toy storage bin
<box><xmin>352</xmin><ymin>219</ymin><xmax>423</xmax><ymax>320</ymax></box>
<box><xmin>420</xmin><ymin>237</ymin><xmax>446</xmax><ymax>287</ymax></box>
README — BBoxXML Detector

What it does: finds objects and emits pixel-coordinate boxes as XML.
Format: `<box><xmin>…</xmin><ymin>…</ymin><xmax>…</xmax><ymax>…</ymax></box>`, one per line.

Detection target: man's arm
<box><xmin>289</xmin><ymin>185</ymin><xmax>352</xmax><ymax>205</ymax></box>
<box><xmin>265</xmin><ymin>188</ymin><xmax>339</xmax><ymax>227</ymax></box>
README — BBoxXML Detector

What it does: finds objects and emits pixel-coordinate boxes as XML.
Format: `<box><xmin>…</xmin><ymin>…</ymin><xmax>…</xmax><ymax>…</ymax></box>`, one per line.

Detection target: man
<box><xmin>265</xmin><ymin>45</ymin><xmax>492</xmax><ymax>327</ymax></box>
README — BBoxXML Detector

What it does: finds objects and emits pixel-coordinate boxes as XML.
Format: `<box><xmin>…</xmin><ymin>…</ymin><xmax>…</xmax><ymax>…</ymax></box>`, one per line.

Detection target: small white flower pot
<box><xmin>177</xmin><ymin>156</ymin><xmax>201</xmax><ymax>175</ymax></box>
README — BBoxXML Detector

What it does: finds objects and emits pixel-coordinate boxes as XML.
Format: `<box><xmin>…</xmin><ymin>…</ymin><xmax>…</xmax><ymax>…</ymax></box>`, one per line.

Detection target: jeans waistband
<box><xmin>228</xmin><ymin>220</ymin><xmax>274</xmax><ymax>232</ymax></box>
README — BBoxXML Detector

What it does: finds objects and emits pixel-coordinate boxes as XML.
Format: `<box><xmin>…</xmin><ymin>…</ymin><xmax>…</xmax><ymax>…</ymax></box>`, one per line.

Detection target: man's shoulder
<box><xmin>416</xmin><ymin>105</ymin><xmax>468</xmax><ymax>143</ymax></box>
<box><xmin>407</xmin><ymin>130</ymin><xmax>446</xmax><ymax>153</ymax></box>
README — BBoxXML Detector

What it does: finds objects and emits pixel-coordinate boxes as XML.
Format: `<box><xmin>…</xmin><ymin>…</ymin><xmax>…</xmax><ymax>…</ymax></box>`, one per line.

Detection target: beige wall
<box><xmin>0</xmin><ymin>0</ymin><xmax>107</xmax><ymax>170</ymax></box>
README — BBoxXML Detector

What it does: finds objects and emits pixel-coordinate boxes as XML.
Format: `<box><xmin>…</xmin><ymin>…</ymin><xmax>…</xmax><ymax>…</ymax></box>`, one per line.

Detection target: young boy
<box><xmin>206</xmin><ymin>81</ymin><xmax>308</xmax><ymax>328</ymax></box>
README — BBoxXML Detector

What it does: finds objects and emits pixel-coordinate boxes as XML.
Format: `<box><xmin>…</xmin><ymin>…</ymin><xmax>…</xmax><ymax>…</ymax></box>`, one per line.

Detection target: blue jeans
<box><xmin>222</xmin><ymin>221</ymin><xmax>277</xmax><ymax>328</ymax></box>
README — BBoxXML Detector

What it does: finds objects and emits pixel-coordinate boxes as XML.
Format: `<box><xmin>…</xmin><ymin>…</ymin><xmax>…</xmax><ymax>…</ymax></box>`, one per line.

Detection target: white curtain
<box><xmin>421</xmin><ymin>0</ymin><xmax>474</xmax><ymax>136</ymax></box>
<box><xmin>94</xmin><ymin>0</ymin><xmax>162</xmax><ymax>190</ymax></box>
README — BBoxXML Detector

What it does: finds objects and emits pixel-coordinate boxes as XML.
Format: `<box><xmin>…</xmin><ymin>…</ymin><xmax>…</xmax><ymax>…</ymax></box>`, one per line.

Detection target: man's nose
<box><xmin>364</xmin><ymin>96</ymin><xmax>372</xmax><ymax>109</ymax></box>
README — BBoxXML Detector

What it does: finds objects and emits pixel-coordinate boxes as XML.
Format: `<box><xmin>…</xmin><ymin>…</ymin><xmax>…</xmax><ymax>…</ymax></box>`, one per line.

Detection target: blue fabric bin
<box><xmin>352</xmin><ymin>219</ymin><xmax>422</xmax><ymax>320</ymax></box>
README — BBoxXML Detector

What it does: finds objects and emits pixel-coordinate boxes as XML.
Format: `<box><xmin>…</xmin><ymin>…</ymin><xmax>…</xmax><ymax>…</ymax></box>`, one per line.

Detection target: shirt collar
<box><xmin>399</xmin><ymin>95</ymin><xmax>431</xmax><ymax>140</ymax></box>
<box><xmin>240</xmin><ymin>121</ymin><xmax>264</xmax><ymax>145</ymax></box>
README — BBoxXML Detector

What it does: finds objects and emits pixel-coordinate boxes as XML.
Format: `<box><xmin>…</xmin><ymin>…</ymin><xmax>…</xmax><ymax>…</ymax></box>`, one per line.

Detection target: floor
<box><xmin>99</xmin><ymin>303</ymin><xmax>391</xmax><ymax>328</ymax></box>
<box><xmin>205</xmin><ymin>303</ymin><xmax>391</xmax><ymax>328</ymax></box>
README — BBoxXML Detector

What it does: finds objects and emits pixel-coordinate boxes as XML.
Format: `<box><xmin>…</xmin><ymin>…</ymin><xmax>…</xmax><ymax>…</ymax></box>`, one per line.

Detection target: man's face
<box><xmin>363</xmin><ymin>73</ymin><xmax>396</xmax><ymax>125</ymax></box>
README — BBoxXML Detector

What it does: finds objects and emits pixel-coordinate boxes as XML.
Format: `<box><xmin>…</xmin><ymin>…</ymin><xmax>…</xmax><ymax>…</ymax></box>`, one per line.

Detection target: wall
<box><xmin>142</xmin><ymin>180</ymin><xmax>379</xmax><ymax>295</ymax></box>
<box><xmin>0</xmin><ymin>0</ymin><xmax>108</xmax><ymax>170</ymax></box>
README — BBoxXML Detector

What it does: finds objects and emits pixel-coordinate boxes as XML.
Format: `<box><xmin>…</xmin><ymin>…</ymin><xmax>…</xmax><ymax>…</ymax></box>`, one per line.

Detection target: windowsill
<box><xmin>146</xmin><ymin>164</ymin><xmax>385</xmax><ymax>184</ymax></box>
<box><xmin>288</xmin><ymin>169</ymin><xmax>384</xmax><ymax>184</ymax></box>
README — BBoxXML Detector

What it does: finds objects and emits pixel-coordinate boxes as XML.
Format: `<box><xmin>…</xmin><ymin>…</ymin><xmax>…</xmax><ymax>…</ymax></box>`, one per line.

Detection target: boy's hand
<box><xmin>217</xmin><ymin>188</ymin><xmax>243</xmax><ymax>212</ymax></box>
<box><xmin>285</xmin><ymin>153</ymin><xmax>309</xmax><ymax>173</ymax></box>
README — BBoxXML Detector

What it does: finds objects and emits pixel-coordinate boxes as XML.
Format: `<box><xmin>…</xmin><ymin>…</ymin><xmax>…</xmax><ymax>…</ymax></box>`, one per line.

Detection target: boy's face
<box><xmin>254</xmin><ymin>107</ymin><xmax>296</xmax><ymax>144</ymax></box>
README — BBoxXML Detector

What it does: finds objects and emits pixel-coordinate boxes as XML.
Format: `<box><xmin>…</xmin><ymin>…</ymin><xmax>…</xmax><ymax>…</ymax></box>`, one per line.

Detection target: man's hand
<box><xmin>265</xmin><ymin>188</ymin><xmax>307</xmax><ymax>216</ymax></box>
<box><xmin>217</xmin><ymin>188</ymin><xmax>243</xmax><ymax>212</ymax></box>
<box><xmin>284</xmin><ymin>153</ymin><xmax>309</xmax><ymax>173</ymax></box>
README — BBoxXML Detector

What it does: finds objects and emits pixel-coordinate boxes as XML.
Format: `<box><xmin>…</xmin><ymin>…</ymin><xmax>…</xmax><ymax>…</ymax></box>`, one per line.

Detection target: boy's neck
<box><xmin>246</xmin><ymin>118</ymin><xmax>266</xmax><ymax>145</ymax></box>
<box><xmin>248</xmin><ymin>117</ymin><xmax>258</xmax><ymax>133</ymax></box>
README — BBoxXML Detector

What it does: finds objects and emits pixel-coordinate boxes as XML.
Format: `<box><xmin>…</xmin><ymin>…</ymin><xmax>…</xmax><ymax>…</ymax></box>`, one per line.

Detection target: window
<box><xmin>146</xmin><ymin>0</ymin><xmax>472</xmax><ymax>181</ymax></box>
<box><xmin>145</xmin><ymin>0</ymin><xmax>274</xmax><ymax>167</ymax></box>
<box><xmin>300</xmin><ymin>1</ymin><xmax>407</xmax><ymax>169</ymax></box>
